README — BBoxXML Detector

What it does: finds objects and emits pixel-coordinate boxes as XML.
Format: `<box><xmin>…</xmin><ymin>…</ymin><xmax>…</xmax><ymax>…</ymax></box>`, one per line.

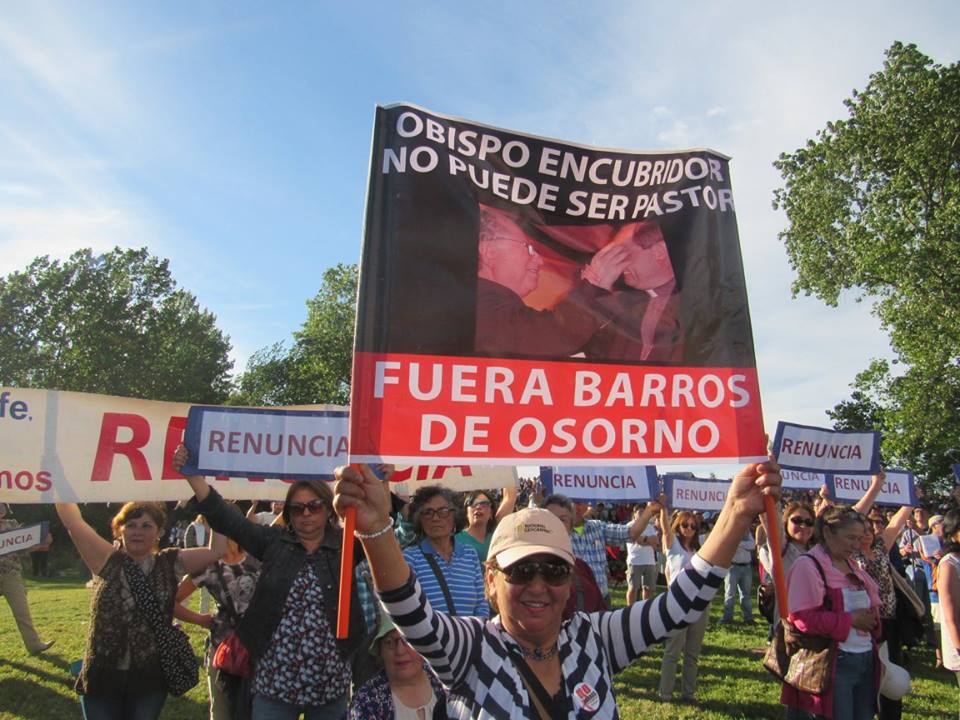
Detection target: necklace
<box><xmin>519</xmin><ymin>644</ymin><xmax>558</xmax><ymax>661</ymax></box>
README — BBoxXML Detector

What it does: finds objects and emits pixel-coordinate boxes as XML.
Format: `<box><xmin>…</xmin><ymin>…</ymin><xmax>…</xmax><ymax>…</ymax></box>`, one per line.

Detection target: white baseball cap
<box><xmin>488</xmin><ymin>508</ymin><xmax>574</xmax><ymax>568</ymax></box>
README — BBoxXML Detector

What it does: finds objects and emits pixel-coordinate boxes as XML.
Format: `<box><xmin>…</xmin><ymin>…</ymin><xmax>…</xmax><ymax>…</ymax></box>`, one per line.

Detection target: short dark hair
<box><xmin>408</xmin><ymin>485</ymin><xmax>464</xmax><ymax>537</ymax></box>
<box><xmin>542</xmin><ymin>494</ymin><xmax>574</xmax><ymax>515</ymax></box>
<box><xmin>814</xmin><ymin>505</ymin><xmax>866</xmax><ymax>546</ymax></box>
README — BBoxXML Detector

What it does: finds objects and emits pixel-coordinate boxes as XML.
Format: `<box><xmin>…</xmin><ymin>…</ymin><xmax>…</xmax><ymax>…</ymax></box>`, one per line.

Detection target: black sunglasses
<box><xmin>789</xmin><ymin>517</ymin><xmax>815</xmax><ymax>527</ymax></box>
<box><xmin>495</xmin><ymin>560</ymin><xmax>573</xmax><ymax>586</ymax></box>
<box><xmin>288</xmin><ymin>500</ymin><xmax>328</xmax><ymax>517</ymax></box>
<box><xmin>420</xmin><ymin>507</ymin><xmax>454</xmax><ymax>520</ymax></box>
<box><xmin>469</xmin><ymin>500</ymin><xmax>492</xmax><ymax>509</ymax></box>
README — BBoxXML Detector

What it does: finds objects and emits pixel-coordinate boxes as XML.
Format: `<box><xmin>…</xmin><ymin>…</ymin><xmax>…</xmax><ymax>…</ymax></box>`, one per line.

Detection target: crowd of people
<box><xmin>4</xmin><ymin>457</ymin><xmax>959</xmax><ymax>719</ymax></box>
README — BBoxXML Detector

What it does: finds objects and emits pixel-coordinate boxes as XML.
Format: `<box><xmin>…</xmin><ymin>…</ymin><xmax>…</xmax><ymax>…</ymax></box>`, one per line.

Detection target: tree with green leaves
<box><xmin>232</xmin><ymin>263</ymin><xmax>357</xmax><ymax>406</ymax></box>
<box><xmin>774</xmin><ymin>42</ymin><xmax>960</xmax><ymax>493</ymax></box>
<box><xmin>0</xmin><ymin>247</ymin><xmax>232</xmax><ymax>403</ymax></box>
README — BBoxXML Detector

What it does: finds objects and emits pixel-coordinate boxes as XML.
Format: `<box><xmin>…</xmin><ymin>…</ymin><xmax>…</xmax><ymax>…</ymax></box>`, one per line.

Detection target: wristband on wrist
<box><xmin>355</xmin><ymin>516</ymin><xmax>395</xmax><ymax>540</ymax></box>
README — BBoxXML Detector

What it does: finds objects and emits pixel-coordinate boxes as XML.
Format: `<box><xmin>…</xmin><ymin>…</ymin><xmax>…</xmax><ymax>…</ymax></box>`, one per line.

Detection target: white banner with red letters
<box><xmin>0</xmin><ymin>388</ymin><xmax>516</xmax><ymax>503</ymax></box>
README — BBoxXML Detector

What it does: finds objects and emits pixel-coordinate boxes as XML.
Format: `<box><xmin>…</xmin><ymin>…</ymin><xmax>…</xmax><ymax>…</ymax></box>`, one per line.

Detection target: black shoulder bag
<box><xmin>122</xmin><ymin>555</ymin><xmax>199</xmax><ymax>696</ymax></box>
<box><xmin>421</xmin><ymin>550</ymin><xmax>458</xmax><ymax>616</ymax></box>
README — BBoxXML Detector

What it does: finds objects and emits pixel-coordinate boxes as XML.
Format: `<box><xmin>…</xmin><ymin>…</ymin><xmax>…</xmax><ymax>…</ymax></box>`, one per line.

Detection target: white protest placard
<box><xmin>542</xmin><ymin>466</ymin><xmax>657</xmax><ymax>502</ymax></box>
<box><xmin>827</xmin><ymin>470</ymin><xmax>917</xmax><ymax>507</ymax></box>
<box><xmin>0</xmin><ymin>522</ymin><xmax>47</xmax><ymax>556</ymax></box>
<box><xmin>183</xmin><ymin>406</ymin><xmax>350</xmax><ymax>479</ymax></box>
<box><xmin>916</xmin><ymin>534</ymin><xmax>941</xmax><ymax>558</ymax></box>
<box><xmin>664</xmin><ymin>475</ymin><xmax>729</xmax><ymax>512</ymax></box>
<box><xmin>781</xmin><ymin>468</ymin><xmax>826</xmax><ymax>491</ymax></box>
<box><xmin>772</xmin><ymin>421</ymin><xmax>880</xmax><ymax>474</ymax></box>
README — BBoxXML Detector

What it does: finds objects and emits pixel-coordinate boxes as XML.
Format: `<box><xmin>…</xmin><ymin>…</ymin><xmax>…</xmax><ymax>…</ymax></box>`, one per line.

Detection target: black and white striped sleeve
<box><xmin>594</xmin><ymin>553</ymin><xmax>726</xmax><ymax>674</ymax></box>
<box><xmin>378</xmin><ymin>570</ymin><xmax>485</xmax><ymax>688</ymax></box>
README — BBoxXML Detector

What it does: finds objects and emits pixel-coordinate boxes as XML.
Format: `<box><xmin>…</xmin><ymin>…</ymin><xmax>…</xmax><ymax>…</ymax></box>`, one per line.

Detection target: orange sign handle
<box><xmin>764</xmin><ymin>493</ymin><xmax>789</xmax><ymax>620</ymax></box>
<box><xmin>336</xmin><ymin>465</ymin><xmax>361</xmax><ymax>639</ymax></box>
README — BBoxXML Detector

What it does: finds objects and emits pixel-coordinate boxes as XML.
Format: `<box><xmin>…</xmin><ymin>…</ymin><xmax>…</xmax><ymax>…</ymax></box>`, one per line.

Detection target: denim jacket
<box><xmin>194</xmin><ymin>488</ymin><xmax>367</xmax><ymax>663</ymax></box>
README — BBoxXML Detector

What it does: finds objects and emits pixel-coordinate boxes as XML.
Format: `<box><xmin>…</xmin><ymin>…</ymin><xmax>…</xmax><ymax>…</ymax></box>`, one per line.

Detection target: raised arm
<box><xmin>880</xmin><ymin>506</ymin><xmax>912</xmax><ymax>552</ymax></box>
<box><xmin>495</xmin><ymin>483</ymin><xmax>519</xmax><ymax>522</ymax></box>
<box><xmin>173</xmin><ymin>444</ymin><xmax>211</xmax><ymax>502</ymax></box>
<box><xmin>173</xmin><ymin>576</ymin><xmax>213</xmax><ymax>630</ymax></box>
<box><xmin>180</xmin><ymin>529</ymin><xmax>227</xmax><ymax>575</ymax></box>
<box><xmin>630</xmin><ymin>497</ymin><xmax>662</xmax><ymax>543</ymax></box>
<box><xmin>334</xmin><ymin>464</ymin><xmax>410</xmax><ymax>593</ymax></box>
<box><xmin>173</xmin><ymin>445</ymin><xmax>275</xmax><ymax>560</ymax></box>
<box><xmin>660</xmin><ymin>505</ymin><xmax>672</xmax><ymax>554</ymax></box>
<box><xmin>853</xmin><ymin>471</ymin><xmax>885</xmax><ymax>515</ymax></box>
<box><xmin>698</xmin><ymin>457</ymin><xmax>781</xmax><ymax>569</ymax></box>
<box><xmin>54</xmin><ymin>503</ymin><xmax>115</xmax><ymax>575</ymax></box>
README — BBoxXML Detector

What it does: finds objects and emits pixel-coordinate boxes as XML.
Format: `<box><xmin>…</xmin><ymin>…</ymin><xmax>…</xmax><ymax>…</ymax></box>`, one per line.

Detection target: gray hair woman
<box><xmin>401</xmin><ymin>485</ymin><xmax>489</xmax><ymax>617</ymax></box>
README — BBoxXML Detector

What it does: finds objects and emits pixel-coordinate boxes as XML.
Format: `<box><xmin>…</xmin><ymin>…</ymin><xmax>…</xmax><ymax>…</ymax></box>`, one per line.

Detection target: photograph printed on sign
<box><xmin>350</xmin><ymin>104</ymin><xmax>766</xmax><ymax>466</ymax></box>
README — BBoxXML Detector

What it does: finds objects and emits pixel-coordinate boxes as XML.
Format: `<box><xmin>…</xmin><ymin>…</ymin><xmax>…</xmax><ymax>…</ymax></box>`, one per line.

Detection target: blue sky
<box><xmin>1</xmin><ymin>2</ymin><xmax>957</xmax><ymax>473</ymax></box>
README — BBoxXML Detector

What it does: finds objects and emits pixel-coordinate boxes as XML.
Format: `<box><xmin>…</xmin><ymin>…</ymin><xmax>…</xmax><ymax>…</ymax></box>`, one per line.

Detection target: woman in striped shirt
<box><xmin>335</xmin><ymin>460</ymin><xmax>781</xmax><ymax>720</ymax></box>
<box><xmin>402</xmin><ymin>485</ymin><xmax>490</xmax><ymax>618</ymax></box>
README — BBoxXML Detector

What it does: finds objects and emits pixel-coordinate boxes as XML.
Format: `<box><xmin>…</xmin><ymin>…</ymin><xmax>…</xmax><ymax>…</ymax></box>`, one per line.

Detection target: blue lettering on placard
<box><xmin>0</xmin><ymin>391</ymin><xmax>31</xmax><ymax>421</ymax></box>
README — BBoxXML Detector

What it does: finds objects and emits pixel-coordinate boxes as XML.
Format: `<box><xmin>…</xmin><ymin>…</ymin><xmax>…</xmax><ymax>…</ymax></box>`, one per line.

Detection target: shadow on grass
<box><xmin>1</xmin><ymin>655</ymin><xmax>74</xmax><ymax>688</ymax></box>
<box><xmin>0</xmin><ymin>677</ymin><xmax>78</xmax><ymax>719</ymax></box>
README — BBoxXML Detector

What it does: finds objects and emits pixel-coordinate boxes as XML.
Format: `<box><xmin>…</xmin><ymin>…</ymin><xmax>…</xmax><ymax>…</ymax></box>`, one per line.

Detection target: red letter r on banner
<box><xmin>91</xmin><ymin>413</ymin><xmax>153</xmax><ymax>482</ymax></box>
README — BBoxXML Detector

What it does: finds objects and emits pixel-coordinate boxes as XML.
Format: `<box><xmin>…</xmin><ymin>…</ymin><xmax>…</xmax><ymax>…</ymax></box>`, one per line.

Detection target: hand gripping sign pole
<box><xmin>764</xmin><ymin>434</ymin><xmax>789</xmax><ymax>620</ymax></box>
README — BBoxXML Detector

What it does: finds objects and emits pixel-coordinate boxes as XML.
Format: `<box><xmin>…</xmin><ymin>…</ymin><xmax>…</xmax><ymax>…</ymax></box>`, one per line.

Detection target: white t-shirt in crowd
<box><xmin>627</xmin><ymin>524</ymin><xmax>657</xmax><ymax>565</ymax></box>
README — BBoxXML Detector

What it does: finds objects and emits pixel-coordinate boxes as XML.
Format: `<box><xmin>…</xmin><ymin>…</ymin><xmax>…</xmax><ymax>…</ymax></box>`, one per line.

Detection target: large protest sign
<box><xmin>827</xmin><ymin>470</ymin><xmax>917</xmax><ymax>507</ymax></box>
<box><xmin>0</xmin><ymin>522</ymin><xmax>48</xmax><ymax>556</ymax></box>
<box><xmin>772</xmin><ymin>421</ymin><xmax>881</xmax><ymax>474</ymax></box>
<box><xmin>0</xmin><ymin>388</ymin><xmax>516</xmax><ymax>503</ymax></box>
<box><xmin>541</xmin><ymin>465</ymin><xmax>657</xmax><ymax>503</ymax></box>
<box><xmin>350</xmin><ymin>103</ymin><xmax>766</xmax><ymax>467</ymax></box>
<box><xmin>663</xmin><ymin>474</ymin><xmax>730</xmax><ymax>512</ymax></box>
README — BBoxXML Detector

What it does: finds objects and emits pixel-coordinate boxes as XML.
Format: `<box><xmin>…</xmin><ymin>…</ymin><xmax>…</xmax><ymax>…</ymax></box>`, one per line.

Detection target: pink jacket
<box><xmin>779</xmin><ymin>544</ymin><xmax>882</xmax><ymax>719</ymax></box>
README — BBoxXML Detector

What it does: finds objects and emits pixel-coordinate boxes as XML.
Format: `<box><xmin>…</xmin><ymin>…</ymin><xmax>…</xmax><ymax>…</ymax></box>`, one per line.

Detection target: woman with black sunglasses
<box><xmin>173</xmin><ymin>446</ymin><xmax>365</xmax><ymax>720</ymax></box>
<box><xmin>781</xmin><ymin>505</ymin><xmax>882</xmax><ymax>720</ymax></box>
<box><xmin>334</xmin><ymin>459</ymin><xmax>780</xmax><ymax>719</ymax></box>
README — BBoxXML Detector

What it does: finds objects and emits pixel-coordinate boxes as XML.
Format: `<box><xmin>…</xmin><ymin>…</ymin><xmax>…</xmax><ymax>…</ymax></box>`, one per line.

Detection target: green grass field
<box><xmin>1</xmin><ymin>573</ymin><xmax>955</xmax><ymax>719</ymax></box>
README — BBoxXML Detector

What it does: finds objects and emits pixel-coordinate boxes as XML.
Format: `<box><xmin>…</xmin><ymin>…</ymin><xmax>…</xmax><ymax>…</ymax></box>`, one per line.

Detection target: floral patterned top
<box><xmin>855</xmin><ymin>537</ymin><xmax>896</xmax><ymax>619</ymax></box>
<box><xmin>348</xmin><ymin>667</ymin><xmax>447</xmax><ymax>720</ymax></box>
<box><xmin>253</xmin><ymin>557</ymin><xmax>350</xmax><ymax>705</ymax></box>
<box><xmin>191</xmin><ymin>556</ymin><xmax>261</xmax><ymax>647</ymax></box>
<box><xmin>77</xmin><ymin>548</ymin><xmax>184</xmax><ymax>696</ymax></box>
